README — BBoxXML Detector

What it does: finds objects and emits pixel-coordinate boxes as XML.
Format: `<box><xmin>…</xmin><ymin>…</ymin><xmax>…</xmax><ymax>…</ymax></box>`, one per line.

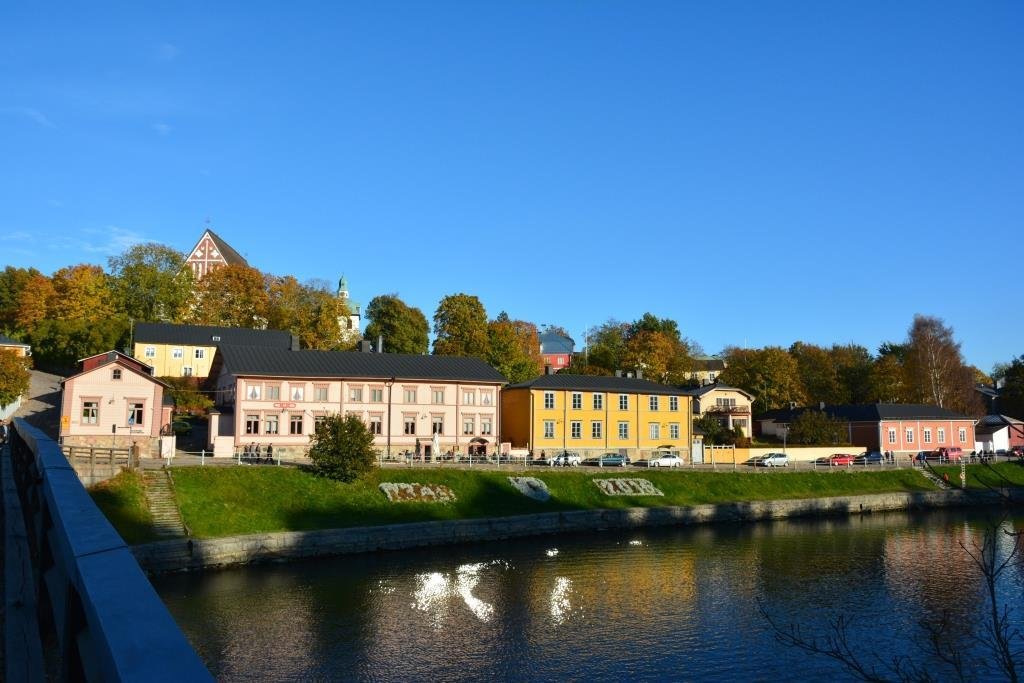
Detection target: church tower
<box><xmin>337</xmin><ymin>275</ymin><xmax>362</xmax><ymax>344</ymax></box>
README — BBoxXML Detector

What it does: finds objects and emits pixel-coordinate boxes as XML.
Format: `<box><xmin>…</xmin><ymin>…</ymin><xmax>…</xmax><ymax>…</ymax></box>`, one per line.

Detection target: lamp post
<box><xmin>781</xmin><ymin>425</ymin><xmax>789</xmax><ymax>455</ymax></box>
<box><xmin>385</xmin><ymin>377</ymin><xmax>395</xmax><ymax>464</ymax></box>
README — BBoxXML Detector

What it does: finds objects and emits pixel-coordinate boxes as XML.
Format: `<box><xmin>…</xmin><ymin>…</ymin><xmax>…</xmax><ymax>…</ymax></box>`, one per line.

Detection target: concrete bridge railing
<box><xmin>6</xmin><ymin>418</ymin><xmax>209</xmax><ymax>681</ymax></box>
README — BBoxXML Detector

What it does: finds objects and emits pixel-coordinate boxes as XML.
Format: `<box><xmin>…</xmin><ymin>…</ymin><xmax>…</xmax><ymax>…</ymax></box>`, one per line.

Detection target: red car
<box><xmin>816</xmin><ymin>453</ymin><xmax>855</xmax><ymax>467</ymax></box>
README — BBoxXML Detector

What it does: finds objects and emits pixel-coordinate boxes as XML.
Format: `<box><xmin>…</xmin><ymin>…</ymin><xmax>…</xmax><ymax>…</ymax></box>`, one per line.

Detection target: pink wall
<box><xmin>879</xmin><ymin>419</ymin><xmax>975</xmax><ymax>452</ymax></box>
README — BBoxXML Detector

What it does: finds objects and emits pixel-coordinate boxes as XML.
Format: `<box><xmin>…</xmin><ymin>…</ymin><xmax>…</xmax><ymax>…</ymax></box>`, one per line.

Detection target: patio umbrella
<box><xmin>432</xmin><ymin>431</ymin><xmax>440</xmax><ymax>463</ymax></box>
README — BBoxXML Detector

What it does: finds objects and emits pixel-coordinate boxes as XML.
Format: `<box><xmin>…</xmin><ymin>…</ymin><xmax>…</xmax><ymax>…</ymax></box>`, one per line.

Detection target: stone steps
<box><xmin>142</xmin><ymin>470</ymin><xmax>186</xmax><ymax>538</ymax></box>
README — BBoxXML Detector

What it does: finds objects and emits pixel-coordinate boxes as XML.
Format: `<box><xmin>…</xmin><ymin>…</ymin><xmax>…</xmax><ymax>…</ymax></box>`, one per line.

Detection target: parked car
<box><xmin>744</xmin><ymin>455</ymin><xmax>767</xmax><ymax>467</ymax></box>
<box><xmin>170</xmin><ymin>419</ymin><xmax>192</xmax><ymax>435</ymax></box>
<box><xmin>1010</xmin><ymin>446</ymin><xmax>1024</xmax><ymax>458</ymax></box>
<box><xmin>915</xmin><ymin>450</ymin><xmax>943</xmax><ymax>462</ymax></box>
<box><xmin>937</xmin><ymin>447</ymin><xmax>964</xmax><ymax>462</ymax></box>
<box><xmin>816</xmin><ymin>453</ymin><xmax>854</xmax><ymax>467</ymax></box>
<box><xmin>649</xmin><ymin>453</ymin><xmax>683</xmax><ymax>468</ymax></box>
<box><xmin>761</xmin><ymin>452</ymin><xmax>789</xmax><ymax>467</ymax></box>
<box><xmin>550</xmin><ymin>451</ymin><xmax>582</xmax><ymax>467</ymax></box>
<box><xmin>852</xmin><ymin>451</ymin><xmax>883</xmax><ymax>465</ymax></box>
<box><xmin>583</xmin><ymin>453</ymin><xmax>630</xmax><ymax>467</ymax></box>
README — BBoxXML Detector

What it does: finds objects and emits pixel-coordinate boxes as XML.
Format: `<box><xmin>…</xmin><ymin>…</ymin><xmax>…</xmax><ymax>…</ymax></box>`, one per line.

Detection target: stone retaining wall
<box><xmin>131</xmin><ymin>489</ymin><xmax>1016</xmax><ymax>575</ymax></box>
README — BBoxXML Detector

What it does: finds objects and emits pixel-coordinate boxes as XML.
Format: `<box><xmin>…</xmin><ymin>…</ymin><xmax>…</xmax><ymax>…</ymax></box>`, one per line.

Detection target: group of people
<box><xmin>241</xmin><ymin>442</ymin><xmax>274</xmax><ymax>462</ymax></box>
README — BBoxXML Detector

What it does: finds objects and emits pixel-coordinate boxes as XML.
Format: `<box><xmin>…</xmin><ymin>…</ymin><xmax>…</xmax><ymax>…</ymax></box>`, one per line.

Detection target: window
<box><xmin>182</xmin><ymin>367</ymin><xmax>193</xmax><ymax>377</ymax></box>
<box><xmin>291</xmin><ymin>386</ymin><xmax>304</xmax><ymax>401</ymax></box>
<box><xmin>905</xmin><ymin>428</ymin><xmax>914</xmax><ymax>444</ymax></box>
<box><xmin>888</xmin><ymin>428</ymin><xmax>897</xmax><ymax>444</ymax></box>
<box><xmin>350</xmin><ymin>388</ymin><xmax>363</xmax><ymax>402</ymax></box>
<box><xmin>314</xmin><ymin>415</ymin><xmax>328</xmax><ymax>432</ymax></box>
<box><xmin>543</xmin><ymin>420</ymin><xmax>555</xmax><ymax>438</ymax></box>
<box><xmin>144</xmin><ymin>346</ymin><xmax>155</xmax><ymax>358</ymax></box>
<box><xmin>716</xmin><ymin>397</ymin><xmax>737</xmax><ymax>408</ymax></box>
<box><xmin>112</xmin><ymin>368</ymin><xmax>122</xmax><ymax>381</ymax></box>
<box><xmin>82</xmin><ymin>401</ymin><xmax>98</xmax><ymax>424</ymax></box>
<box><xmin>709</xmin><ymin>372</ymin><xmax>717</xmax><ymax>382</ymax></box>
<box><xmin>619</xmin><ymin>395</ymin><xmax>629</xmax><ymax>410</ymax></box>
<box><xmin>431</xmin><ymin>417</ymin><xmax>443</xmax><ymax>435</ymax></box>
<box><xmin>462</xmin><ymin>391</ymin><xmax>473</xmax><ymax>405</ymax></box>
<box><xmin>669</xmin><ymin>396</ymin><xmax>679</xmax><ymax>412</ymax></box>
<box><xmin>404</xmin><ymin>389</ymin><xmax>417</xmax><ymax>403</ymax></box>
<box><xmin>315</xmin><ymin>385</ymin><xmax>329</xmax><ymax>402</ymax></box>
<box><xmin>959</xmin><ymin>427</ymin><xmax>967</xmax><ymax>443</ymax></box>
<box><xmin>172</xmin><ymin>348</ymin><xmax>183</xmax><ymax>359</ymax></box>
<box><xmin>481</xmin><ymin>418</ymin><xmax>492</xmax><ymax>435</ymax></box>
<box><xmin>404</xmin><ymin>418</ymin><xmax>416</xmax><ymax>435</ymax></box>
<box><xmin>937</xmin><ymin>428</ymin><xmax>945</xmax><ymax>443</ymax></box>
<box><xmin>125</xmin><ymin>402</ymin><xmax>143</xmax><ymax>426</ymax></box>
<box><xmin>649</xmin><ymin>423</ymin><xmax>661</xmax><ymax>440</ymax></box>
<box><xmin>289</xmin><ymin>414</ymin><xmax>303</xmax><ymax>435</ymax></box>
<box><xmin>266</xmin><ymin>385</ymin><xmax>281</xmax><ymax>400</ymax></box>
<box><xmin>923</xmin><ymin>429</ymin><xmax>932</xmax><ymax>444</ymax></box>
<box><xmin>570</xmin><ymin>421</ymin><xmax>581</xmax><ymax>439</ymax></box>
<box><xmin>544</xmin><ymin>392</ymin><xmax>555</xmax><ymax>409</ymax></box>
<box><xmin>593</xmin><ymin>394</ymin><xmax>604</xmax><ymax>410</ymax></box>
<box><xmin>591</xmin><ymin>421</ymin><xmax>603</xmax><ymax>439</ymax></box>
<box><xmin>735</xmin><ymin>419</ymin><xmax>748</xmax><ymax>430</ymax></box>
<box><xmin>649</xmin><ymin>396</ymin><xmax>659</xmax><ymax>411</ymax></box>
<box><xmin>669</xmin><ymin>423</ymin><xmax>680</xmax><ymax>439</ymax></box>
<box><xmin>245</xmin><ymin>415</ymin><xmax>260</xmax><ymax>434</ymax></box>
<box><xmin>571</xmin><ymin>393</ymin><xmax>582</xmax><ymax>410</ymax></box>
<box><xmin>463</xmin><ymin>418</ymin><xmax>475</xmax><ymax>435</ymax></box>
<box><xmin>434</xmin><ymin>390</ymin><xmax>446</xmax><ymax>405</ymax></box>
<box><xmin>481</xmin><ymin>392</ymin><xmax>492</xmax><ymax>406</ymax></box>
<box><xmin>265</xmin><ymin>415</ymin><xmax>279</xmax><ymax>435</ymax></box>
<box><xmin>195</xmin><ymin>348</ymin><xmax>205</xmax><ymax>359</ymax></box>
<box><xmin>370</xmin><ymin>389</ymin><xmax>383</xmax><ymax>403</ymax></box>
<box><xmin>369</xmin><ymin>416</ymin><xmax>383</xmax><ymax>435</ymax></box>
<box><xmin>618</xmin><ymin>421</ymin><xmax>629</xmax><ymax>439</ymax></box>
<box><xmin>247</xmin><ymin>385</ymin><xmax>262</xmax><ymax>400</ymax></box>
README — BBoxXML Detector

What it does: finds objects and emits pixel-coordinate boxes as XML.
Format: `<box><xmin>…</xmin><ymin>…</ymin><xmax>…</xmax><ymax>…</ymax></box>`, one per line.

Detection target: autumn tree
<box><xmin>0</xmin><ymin>349</ymin><xmax>30</xmax><ymax>407</ymax></box>
<box><xmin>789</xmin><ymin>342</ymin><xmax>837</xmax><ymax>405</ymax></box>
<box><xmin>831</xmin><ymin>344</ymin><xmax>874</xmax><ymax>404</ymax></box>
<box><xmin>903</xmin><ymin>315</ymin><xmax>980</xmax><ymax>414</ymax></box>
<box><xmin>433</xmin><ymin>293</ymin><xmax>490</xmax><ymax>360</ymax></box>
<box><xmin>266</xmin><ymin>276</ymin><xmax>349</xmax><ymax>350</ymax></box>
<box><xmin>189</xmin><ymin>265</ymin><xmax>270</xmax><ymax>328</ymax></box>
<box><xmin>720</xmin><ymin>346</ymin><xmax>805</xmax><ymax>414</ymax></box>
<box><xmin>363</xmin><ymin>294</ymin><xmax>429</xmax><ymax>354</ymax></box>
<box><xmin>108</xmin><ymin>243</ymin><xmax>193</xmax><ymax>323</ymax></box>
<box><xmin>487</xmin><ymin>312</ymin><xmax>543</xmax><ymax>383</ymax></box>
<box><xmin>996</xmin><ymin>355</ymin><xmax>1024</xmax><ymax>420</ymax></box>
<box><xmin>0</xmin><ymin>266</ymin><xmax>42</xmax><ymax>335</ymax></box>
<box><xmin>50</xmin><ymin>264</ymin><xmax>116</xmax><ymax>323</ymax></box>
<box><xmin>15</xmin><ymin>273</ymin><xmax>55</xmax><ymax>331</ymax></box>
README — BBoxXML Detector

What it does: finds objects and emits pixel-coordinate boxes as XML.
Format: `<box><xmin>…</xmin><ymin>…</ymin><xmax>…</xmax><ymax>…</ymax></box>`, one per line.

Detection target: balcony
<box><xmin>705</xmin><ymin>404</ymin><xmax>751</xmax><ymax>415</ymax></box>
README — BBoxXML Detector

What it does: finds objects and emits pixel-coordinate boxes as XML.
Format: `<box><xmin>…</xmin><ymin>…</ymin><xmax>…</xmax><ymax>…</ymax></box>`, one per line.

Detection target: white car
<box><xmin>761</xmin><ymin>452</ymin><xmax>789</xmax><ymax>467</ymax></box>
<box><xmin>550</xmin><ymin>451</ymin><xmax>581</xmax><ymax>467</ymax></box>
<box><xmin>649</xmin><ymin>453</ymin><xmax>683</xmax><ymax>468</ymax></box>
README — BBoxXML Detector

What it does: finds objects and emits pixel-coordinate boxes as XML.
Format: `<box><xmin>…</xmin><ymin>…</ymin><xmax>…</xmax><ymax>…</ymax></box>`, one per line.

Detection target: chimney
<box><xmin>378</xmin><ymin>335</ymin><xmax>384</xmax><ymax>354</ymax></box>
<box><xmin>545</xmin><ymin>365</ymin><xmax>554</xmax><ymax>375</ymax></box>
<box><xmin>636</xmin><ymin>368</ymin><xmax>643</xmax><ymax>380</ymax></box>
<box><xmin>290</xmin><ymin>335</ymin><xmax>300</xmax><ymax>351</ymax></box>
<box><xmin>359</xmin><ymin>340</ymin><xmax>373</xmax><ymax>353</ymax></box>
<box><xmin>819</xmin><ymin>401</ymin><xmax>825</xmax><ymax>410</ymax></box>
<box><xmin>615</xmin><ymin>370</ymin><xmax>623</xmax><ymax>378</ymax></box>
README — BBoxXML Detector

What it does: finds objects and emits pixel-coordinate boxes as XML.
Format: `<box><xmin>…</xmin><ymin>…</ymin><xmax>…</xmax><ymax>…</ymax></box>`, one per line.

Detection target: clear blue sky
<box><xmin>2</xmin><ymin>2</ymin><xmax>1021</xmax><ymax>372</ymax></box>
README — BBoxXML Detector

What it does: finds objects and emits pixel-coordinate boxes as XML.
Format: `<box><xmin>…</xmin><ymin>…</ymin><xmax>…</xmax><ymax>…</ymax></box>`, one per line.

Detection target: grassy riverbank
<box><xmin>89</xmin><ymin>470</ymin><xmax>156</xmax><ymax>544</ymax></box>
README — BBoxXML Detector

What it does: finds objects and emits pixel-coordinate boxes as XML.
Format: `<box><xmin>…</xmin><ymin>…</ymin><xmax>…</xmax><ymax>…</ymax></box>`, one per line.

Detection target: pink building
<box><xmin>539</xmin><ymin>331</ymin><xmax>574</xmax><ymax>373</ymax></box>
<box><xmin>210</xmin><ymin>346</ymin><xmax>506</xmax><ymax>459</ymax></box>
<box><xmin>59</xmin><ymin>351</ymin><xmax>175</xmax><ymax>457</ymax></box>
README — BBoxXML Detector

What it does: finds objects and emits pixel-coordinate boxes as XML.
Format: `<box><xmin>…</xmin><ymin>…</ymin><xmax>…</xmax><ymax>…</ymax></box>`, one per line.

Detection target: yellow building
<box><xmin>501</xmin><ymin>374</ymin><xmax>693</xmax><ymax>461</ymax></box>
<box><xmin>0</xmin><ymin>334</ymin><xmax>31</xmax><ymax>358</ymax></box>
<box><xmin>132</xmin><ymin>323</ymin><xmax>296</xmax><ymax>379</ymax></box>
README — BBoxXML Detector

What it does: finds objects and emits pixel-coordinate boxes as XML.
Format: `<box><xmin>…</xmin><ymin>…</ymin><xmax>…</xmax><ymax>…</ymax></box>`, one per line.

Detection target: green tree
<box><xmin>997</xmin><ymin>355</ymin><xmax>1024</xmax><ymax>420</ymax></box>
<box><xmin>189</xmin><ymin>264</ymin><xmax>270</xmax><ymax>328</ymax></box>
<box><xmin>787</xmin><ymin>410</ymin><xmax>847</xmax><ymax>445</ymax></box>
<box><xmin>307</xmin><ymin>413</ymin><xmax>377</xmax><ymax>482</ymax></box>
<box><xmin>0</xmin><ymin>349</ymin><xmax>30</xmax><ymax>407</ymax></box>
<box><xmin>831</xmin><ymin>344</ymin><xmax>873</xmax><ymax>404</ymax></box>
<box><xmin>28</xmin><ymin>317</ymin><xmax>130</xmax><ymax>372</ymax></box>
<box><xmin>789</xmin><ymin>342</ymin><xmax>838</xmax><ymax>405</ymax></box>
<box><xmin>720</xmin><ymin>346</ymin><xmax>805</xmax><ymax>414</ymax></box>
<box><xmin>160</xmin><ymin>376</ymin><xmax>214</xmax><ymax>414</ymax></box>
<box><xmin>108</xmin><ymin>243</ymin><xmax>194</xmax><ymax>323</ymax></box>
<box><xmin>363</xmin><ymin>294</ymin><xmax>429</xmax><ymax>354</ymax></box>
<box><xmin>487</xmin><ymin>312</ymin><xmax>543</xmax><ymax>383</ymax></box>
<box><xmin>583</xmin><ymin>319</ymin><xmax>630</xmax><ymax>373</ymax></box>
<box><xmin>433</xmin><ymin>293</ymin><xmax>489</xmax><ymax>359</ymax></box>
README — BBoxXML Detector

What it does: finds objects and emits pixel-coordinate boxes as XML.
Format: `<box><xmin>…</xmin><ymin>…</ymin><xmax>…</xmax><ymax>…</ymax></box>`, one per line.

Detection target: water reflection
<box><xmin>155</xmin><ymin>510</ymin><xmax>1024</xmax><ymax>682</ymax></box>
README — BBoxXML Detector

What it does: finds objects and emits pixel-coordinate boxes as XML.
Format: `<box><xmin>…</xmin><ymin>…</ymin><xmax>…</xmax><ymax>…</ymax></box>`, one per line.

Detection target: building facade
<box><xmin>539</xmin><ymin>332</ymin><xmax>574</xmax><ymax>372</ymax></box>
<box><xmin>684</xmin><ymin>383</ymin><xmax>754</xmax><ymax>436</ymax></box>
<box><xmin>133</xmin><ymin>323</ymin><xmax>297</xmax><ymax>379</ymax></box>
<box><xmin>501</xmin><ymin>374</ymin><xmax>693</xmax><ymax>460</ymax></box>
<box><xmin>974</xmin><ymin>414</ymin><xmax>1024</xmax><ymax>453</ymax></box>
<box><xmin>211</xmin><ymin>346</ymin><xmax>506</xmax><ymax>458</ymax></box>
<box><xmin>0</xmin><ymin>334</ymin><xmax>31</xmax><ymax>358</ymax></box>
<box><xmin>185</xmin><ymin>228</ymin><xmax>248</xmax><ymax>280</ymax></box>
<box><xmin>59</xmin><ymin>351</ymin><xmax>174</xmax><ymax>458</ymax></box>
<box><xmin>687</xmin><ymin>356</ymin><xmax>726</xmax><ymax>386</ymax></box>
<box><xmin>336</xmin><ymin>275</ymin><xmax>362</xmax><ymax>346</ymax></box>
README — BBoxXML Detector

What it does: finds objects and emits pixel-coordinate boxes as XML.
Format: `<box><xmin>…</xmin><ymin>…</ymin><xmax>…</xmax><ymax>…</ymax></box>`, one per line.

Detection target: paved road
<box><xmin>16</xmin><ymin>370</ymin><xmax>62</xmax><ymax>440</ymax></box>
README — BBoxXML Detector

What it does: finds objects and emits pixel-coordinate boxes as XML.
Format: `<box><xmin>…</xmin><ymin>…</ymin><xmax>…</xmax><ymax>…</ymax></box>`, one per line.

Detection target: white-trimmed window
<box><xmin>195</xmin><ymin>348</ymin><xmax>205</xmax><ymax>359</ymax></box>
<box><xmin>112</xmin><ymin>368</ymin><xmax>122</xmax><ymax>380</ymax></box>
<box><xmin>570</xmin><ymin>421</ymin><xmax>581</xmax><ymax>439</ymax></box>
<box><xmin>404</xmin><ymin>389</ymin><xmax>417</xmax><ymax>403</ymax></box>
<box><xmin>937</xmin><ymin>428</ymin><xmax>945</xmax><ymax>443</ymax></box>
<box><xmin>82</xmin><ymin>401</ymin><xmax>98</xmax><ymax>424</ymax></box>
<box><xmin>619</xmin><ymin>395</ymin><xmax>629</xmax><ymax>410</ymax></box>
<box><xmin>649</xmin><ymin>423</ymin><xmax>660</xmax><ymax>440</ymax></box>
<box><xmin>434</xmin><ymin>390</ymin><xmax>447</xmax><ymax>404</ymax></box>
<box><xmin>247</xmin><ymin>385</ymin><xmax>262</xmax><ymax>400</ymax></box>
<box><xmin>463</xmin><ymin>418</ymin><xmax>475</xmax><ymax>435</ymax></box>
<box><xmin>481</xmin><ymin>417</ymin><xmax>492</xmax><ymax>435</ymax></box>
<box><xmin>291</xmin><ymin>386</ymin><xmax>304</xmax><ymax>401</ymax></box>
<box><xmin>669</xmin><ymin>396</ymin><xmax>679</xmax><ymax>411</ymax></box>
<box><xmin>543</xmin><ymin>420</ymin><xmax>555</xmax><ymax>438</ymax></box>
<box><xmin>314</xmin><ymin>385</ymin><xmax>329</xmax><ymax>402</ymax></box>
<box><xmin>289</xmin><ymin>414</ymin><xmax>303</xmax><ymax>435</ymax></box>
<box><xmin>591</xmin><ymin>421</ymin><xmax>603</xmax><ymax>439</ymax></box>
<box><xmin>618</xmin><ymin>421</ymin><xmax>629</xmax><ymax>439</ymax></box>
<box><xmin>649</xmin><ymin>396</ymin><xmax>659</xmax><ymax>411</ymax></box>
<box><xmin>431</xmin><ymin>417</ymin><xmax>444</xmax><ymax>435</ymax></box>
<box><xmin>571</xmin><ymin>393</ymin><xmax>582</xmax><ymax>410</ymax></box>
<box><xmin>544</xmin><ymin>392</ymin><xmax>555</xmax><ymax>409</ymax></box>
<box><xmin>265</xmin><ymin>415</ymin><xmax>279</xmax><ymax>434</ymax></box>
<box><xmin>905</xmin><ymin>428</ymin><xmax>914</xmax><ymax>444</ymax></box>
<box><xmin>350</xmin><ymin>387</ymin><xmax>363</xmax><ymax>402</ymax></box>
<box><xmin>266</xmin><ymin>385</ymin><xmax>281</xmax><ymax>400</ymax></box>
<box><xmin>593</xmin><ymin>393</ymin><xmax>604</xmax><ymax>410</ymax></box>
<box><xmin>888</xmin><ymin>428</ymin><xmax>896</xmax><ymax>444</ymax></box>
<box><xmin>245</xmin><ymin>415</ymin><xmax>260</xmax><ymax>434</ymax></box>
<box><xmin>144</xmin><ymin>346</ymin><xmax>155</xmax><ymax>358</ymax></box>
<box><xmin>404</xmin><ymin>417</ymin><xmax>416</xmax><ymax>435</ymax></box>
<box><xmin>128</xmin><ymin>402</ymin><xmax>144</xmax><ymax>426</ymax></box>
<box><xmin>461</xmin><ymin>390</ymin><xmax>473</xmax><ymax>405</ymax></box>
<box><xmin>370</xmin><ymin>389</ymin><xmax>383</xmax><ymax>402</ymax></box>
<box><xmin>182</xmin><ymin>366</ymin><xmax>193</xmax><ymax>377</ymax></box>
<box><xmin>481</xmin><ymin>392</ymin><xmax>493</xmax><ymax>406</ymax></box>
<box><xmin>369</xmin><ymin>416</ymin><xmax>383</xmax><ymax>435</ymax></box>
<box><xmin>959</xmin><ymin>427</ymin><xmax>967</xmax><ymax>443</ymax></box>
<box><xmin>669</xmin><ymin>423</ymin><xmax>680</xmax><ymax>439</ymax></box>
<box><xmin>172</xmin><ymin>347</ymin><xmax>183</xmax><ymax>359</ymax></box>
<box><xmin>923</xmin><ymin>429</ymin><xmax>932</xmax><ymax>444</ymax></box>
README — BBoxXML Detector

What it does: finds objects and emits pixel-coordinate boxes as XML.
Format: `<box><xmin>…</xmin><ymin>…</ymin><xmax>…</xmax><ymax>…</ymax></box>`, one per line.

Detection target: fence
<box><xmin>60</xmin><ymin>444</ymin><xmax>135</xmax><ymax>485</ymax></box>
<box><xmin>6</xmin><ymin>418</ymin><xmax>210</xmax><ymax>681</ymax></box>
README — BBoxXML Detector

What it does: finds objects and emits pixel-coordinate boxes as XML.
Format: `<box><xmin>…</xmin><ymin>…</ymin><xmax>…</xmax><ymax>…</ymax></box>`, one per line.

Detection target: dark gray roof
<box><xmin>539</xmin><ymin>332</ymin><xmax>574</xmax><ymax>356</ymax></box>
<box><xmin>977</xmin><ymin>414</ymin><xmax>1024</xmax><ymax>427</ymax></box>
<box><xmin>682</xmin><ymin>382</ymin><xmax>753</xmax><ymax>399</ymax></box>
<box><xmin>506</xmin><ymin>373</ymin><xmax>683</xmax><ymax>395</ymax></box>
<box><xmin>205</xmin><ymin>229</ymin><xmax>247</xmax><ymax>266</ymax></box>
<box><xmin>134</xmin><ymin>323</ymin><xmax>294</xmax><ymax>348</ymax></box>
<box><xmin>690</xmin><ymin>357</ymin><xmax>726</xmax><ymax>372</ymax></box>
<box><xmin>217</xmin><ymin>345</ymin><xmax>506</xmax><ymax>383</ymax></box>
<box><xmin>0</xmin><ymin>334</ymin><xmax>29</xmax><ymax>347</ymax></box>
<box><xmin>759</xmin><ymin>403</ymin><xmax>974</xmax><ymax>423</ymax></box>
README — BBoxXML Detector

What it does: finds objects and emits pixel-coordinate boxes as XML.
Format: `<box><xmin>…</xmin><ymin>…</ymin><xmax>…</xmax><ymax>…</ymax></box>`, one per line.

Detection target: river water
<box><xmin>154</xmin><ymin>509</ymin><xmax>1024</xmax><ymax>681</ymax></box>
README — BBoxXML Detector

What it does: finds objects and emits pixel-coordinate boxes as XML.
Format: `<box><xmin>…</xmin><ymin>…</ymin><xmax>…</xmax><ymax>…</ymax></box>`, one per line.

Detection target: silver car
<box><xmin>761</xmin><ymin>452</ymin><xmax>789</xmax><ymax>467</ymax></box>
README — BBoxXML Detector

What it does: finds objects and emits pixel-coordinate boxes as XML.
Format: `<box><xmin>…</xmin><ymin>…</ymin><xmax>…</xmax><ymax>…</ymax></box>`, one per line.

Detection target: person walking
<box><xmin>0</xmin><ymin>420</ymin><xmax>8</xmax><ymax>444</ymax></box>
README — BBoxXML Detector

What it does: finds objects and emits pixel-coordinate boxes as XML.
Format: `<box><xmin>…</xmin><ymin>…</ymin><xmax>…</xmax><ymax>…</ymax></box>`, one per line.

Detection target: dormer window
<box><xmin>112</xmin><ymin>368</ymin><xmax>122</xmax><ymax>380</ymax></box>
<box><xmin>212</xmin><ymin>336</ymin><xmax>221</xmax><ymax>342</ymax></box>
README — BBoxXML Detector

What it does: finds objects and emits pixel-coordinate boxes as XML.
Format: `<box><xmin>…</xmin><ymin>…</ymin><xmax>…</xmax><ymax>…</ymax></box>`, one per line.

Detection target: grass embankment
<box><xmin>933</xmin><ymin>461</ymin><xmax>1024</xmax><ymax>489</ymax></box>
<box><xmin>89</xmin><ymin>471</ymin><xmax>160</xmax><ymax>545</ymax></box>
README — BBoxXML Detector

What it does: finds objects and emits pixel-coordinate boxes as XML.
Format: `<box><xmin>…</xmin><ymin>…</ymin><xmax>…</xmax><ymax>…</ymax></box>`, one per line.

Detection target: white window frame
<box><xmin>172</xmin><ymin>347</ymin><xmax>183</xmax><ymax>359</ymax></box>
<box><xmin>905</xmin><ymin>428</ymin><xmax>914</xmax><ymax>444</ymax></box>
<box><xmin>570</xmin><ymin>421</ymin><xmax>581</xmax><ymax>439</ymax></box>
<box><xmin>619</xmin><ymin>394</ymin><xmax>629</xmax><ymax>410</ymax></box>
<box><xmin>959</xmin><ymin>427</ymin><xmax>967</xmax><ymax>443</ymax></box>
<box><xmin>649</xmin><ymin>423</ymin><xmax>660</xmax><ymax>440</ymax></box>
<box><xmin>618</xmin><ymin>421</ymin><xmax>629</xmax><ymax>439</ymax></box>
<box><xmin>649</xmin><ymin>396</ymin><xmax>659</xmax><ymax>411</ymax></box>
<box><xmin>888</xmin><ymin>428</ymin><xmax>896</xmax><ymax>445</ymax></box>
<box><xmin>669</xmin><ymin>396</ymin><xmax>679</xmax><ymax>411</ymax></box>
<box><xmin>937</xmin><ymin>428</ymin><xmax>945</xmax><ymax>443</ymax></box>
<box><xmin>571</xmin><ymin>393</ymin><xmax>582</xmax><ymax>410</ymax></box>
<box><xmin>195</xmin><ymin>348</ymin><xmax>205</xmax><ymax>360</ymax></box>
<box><xmin>350</xmin><ymin>388</ymin><xmax>363</xmax><ymax>402</ymax></box>
<box><xmin>144</xmin><ymin>346</ymin><xmax>156</xmax><ymax>358</ymax></box>
<box><xmin>591</xmin><ymin>421</ymin><xmax>602</xmax><ymax>439</ymax></box>
<box><xmin>593</xmin><ymin>393</ymin><xmax>604</xmax><ymax>410</ymax></box>
<box><xmin>923</xmin><ymin>429</ymin><xmax>932</xmax><ymax>444</ymax></box>
<box><xmin>669</xmin><ymin>423</ymin><xmax>680</xmax><ymax>439</ymax></box>
<box><xmin>543</xmin><ymin>420</ymin><xmax>555</xmax><ymax>439</ymax></box>
<box><xmin>544</xmin><ymin>392</ymin><xmax>555</xmax><ymax>409</ymax></box>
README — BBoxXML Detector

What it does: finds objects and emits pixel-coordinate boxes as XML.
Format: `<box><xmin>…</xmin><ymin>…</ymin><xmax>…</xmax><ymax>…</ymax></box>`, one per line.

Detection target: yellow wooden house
<box><xmin>132</xmin><ymin>323</ymin><xmax>297</xmax><ymax>379</ymax></box>
<box><xmin>501</xmin><ymin>374</ymin><xmax>693</xmax><ymax>461</ymax></box>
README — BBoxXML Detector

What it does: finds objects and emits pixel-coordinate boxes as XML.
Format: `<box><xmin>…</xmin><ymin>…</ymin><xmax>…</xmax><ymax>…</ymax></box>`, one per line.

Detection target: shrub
<box><xmin>0</xmin><ymin>349</ymin><xmax>30</xmax><ymax>407</ymax></box>
<box><xmin>307</xmin><ymin>413</ymin><xmax>376</xmax><ymax>482</ymax></box>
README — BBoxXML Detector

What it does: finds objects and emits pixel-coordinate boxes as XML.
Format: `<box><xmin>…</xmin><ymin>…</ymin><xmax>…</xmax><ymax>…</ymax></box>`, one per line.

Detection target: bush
<box><xmin>788</xmin><ymin>410</ymin><xmax>846</xmax><ymax>445</ymax></box>
<box><xmin>307</xmin><ymin>414</ymin><xmax>376</xmax><ymax>482</ymax></box>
